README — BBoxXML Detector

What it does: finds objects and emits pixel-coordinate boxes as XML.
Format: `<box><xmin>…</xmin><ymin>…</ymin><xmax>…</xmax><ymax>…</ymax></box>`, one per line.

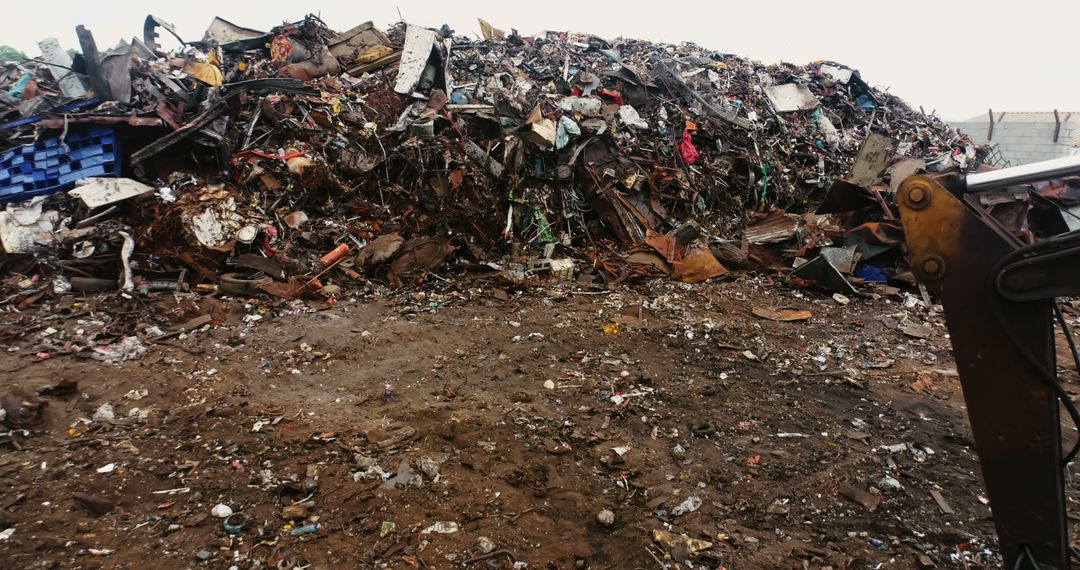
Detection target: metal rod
<box><xmin>967</xmin><ymin>155</ymin><xmax>1080</xmax><ymax>192</ymax></box>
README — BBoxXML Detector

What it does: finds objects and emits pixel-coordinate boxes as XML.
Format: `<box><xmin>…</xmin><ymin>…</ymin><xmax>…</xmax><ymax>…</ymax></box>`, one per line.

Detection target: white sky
<box><xmin>8</xmin><ymin>0</ymin><xmax>1078</xmax><ymax>121</ymax></box>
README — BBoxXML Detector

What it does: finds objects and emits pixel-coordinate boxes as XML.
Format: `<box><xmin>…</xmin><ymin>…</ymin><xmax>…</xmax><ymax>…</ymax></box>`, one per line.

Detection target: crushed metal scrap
<box><xmin>0</xmin><ymin>13</ymin><xmax>1005</xmax><ymax>310</ymax></box>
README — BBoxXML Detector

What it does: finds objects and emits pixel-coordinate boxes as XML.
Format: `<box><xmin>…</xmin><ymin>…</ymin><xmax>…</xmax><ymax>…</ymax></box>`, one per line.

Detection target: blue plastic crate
<box><xmin>0</xmin><ymin>126</ymin><xmax>120</xmax><ymax>203</ymax></box>
<box><xmin>59</xmin><ymin>164</ymin><xmax>114</xmax><ymax>186</ymax></box>
<box><xmin>0</xmin><ymin>186</ymin><xmax>22</xmax><ymax>198</ymax></box>
<box><xmin>2</xmin><ymin>182</ymin><xmax>33</xmax><ymax>196</ymax></box>
<box><xmin>69</xmin><ymin>145</ymin><xmax>113</xmax><ymax>161</ymax></box>
<box><xmin>79</xmin><ymin>155</ymin><xmax>109</xmax><ymax>169</ymax></box>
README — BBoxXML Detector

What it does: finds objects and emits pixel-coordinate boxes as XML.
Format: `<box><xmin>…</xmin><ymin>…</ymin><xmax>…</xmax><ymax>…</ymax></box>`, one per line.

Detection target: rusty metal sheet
<box><xmin>846</xmin><ymin>221</ymin><xmax>904</xmax><ymax>247</ymax></box>
<box><xmin>672</xmin><ymin>247</ymin><xmax>727</xmax><ymax>283</ymax></box>
<box><xmin>644</xmin><ymin>231</ymin><xmax>682</xmax><ymax>264</ymax></box>
<box><xmin>38</xmin><ymin>115</ymin><xmax>165</xmax><ymax>128</ymax></box>
<box><xmin>815</xmin><ymin>179</ymin><xmax>879</xmax><ymax>214</ymax></box>
<box><xmin>745</xmin><ymin>209</ymin><xmax>801</xmax><ymax>244</ymax></box>
<box><xmin>847</xmin><ymin>133</ymin><xmax>895</xmax><ymax>188</ymax></box>
<box><xmin>329</xmin><ymin>21</ymin><xmax>392</xmax><ymax>58</ymax></box>
<box><xmin>202</xmin><ymin>16</ymin><xmax>264</xmax><ymax>45</ymax></box>
<box><xmin>790</xmin><ymin>254</ymin><xmax>856</xmax><ymax>294</ymax></box>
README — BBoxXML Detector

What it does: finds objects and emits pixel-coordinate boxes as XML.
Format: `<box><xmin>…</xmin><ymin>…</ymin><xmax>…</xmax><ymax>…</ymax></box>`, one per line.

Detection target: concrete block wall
<box><xmin>950</xmin><ymin>120</ymin><xmax>1077</xmax><ymax>165</ymax></box>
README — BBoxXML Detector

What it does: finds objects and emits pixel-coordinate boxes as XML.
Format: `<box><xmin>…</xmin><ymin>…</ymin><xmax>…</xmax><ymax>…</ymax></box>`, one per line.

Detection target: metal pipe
<box><xmin>967</xmin><ymin>155</ymin><xmax>1080</xmax><ymax>192</ymax></box>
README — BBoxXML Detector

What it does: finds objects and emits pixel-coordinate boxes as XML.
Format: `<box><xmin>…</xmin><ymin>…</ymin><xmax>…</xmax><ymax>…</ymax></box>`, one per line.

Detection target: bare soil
<box><xmin>2</xmin><ymin>276</ymin><xmax>1075</xmax><ymax>569</ymax></box>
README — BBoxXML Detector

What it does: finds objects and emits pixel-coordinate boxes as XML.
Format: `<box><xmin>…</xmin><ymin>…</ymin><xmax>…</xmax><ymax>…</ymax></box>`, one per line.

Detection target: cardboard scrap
<box><xmin>752</xmin><ymin>307</ymin><xmax>812</xmax><ymax>322</ymax></box>
<box><xmin>764</xmin><ymin>83</ymin><xmax>820</xmax><ymax>113</ymax></box>
<box><xmin>477</xmin><ymin>18</ymin><xmax>505</xmax><ymax>40</ymax></box>
<box><xmin>69</xmin><ymin>177</ymin><xmax>154</xmax><ymax>209</ymax></box>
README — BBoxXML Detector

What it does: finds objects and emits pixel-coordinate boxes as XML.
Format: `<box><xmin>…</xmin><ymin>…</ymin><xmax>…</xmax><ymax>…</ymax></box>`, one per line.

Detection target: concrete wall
<box><xmin>950</xmin><ymin>120</ymin><xmax>1078</xmax><ymax>165</ymax></box>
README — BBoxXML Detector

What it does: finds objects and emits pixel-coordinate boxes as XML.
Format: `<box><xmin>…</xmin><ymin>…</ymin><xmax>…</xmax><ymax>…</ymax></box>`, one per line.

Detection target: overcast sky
<box><xmin>8</xmin><ymin>0</ymin><xmax>1078</xmax><ymax>121</ymax></box>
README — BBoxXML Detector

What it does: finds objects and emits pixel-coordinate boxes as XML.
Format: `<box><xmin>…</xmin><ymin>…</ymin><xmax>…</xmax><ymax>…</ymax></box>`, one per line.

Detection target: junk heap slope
<box><xmin>0</xmin><ymin>14</ymin><xmax>986</xmax><ymax>302</ymax></box>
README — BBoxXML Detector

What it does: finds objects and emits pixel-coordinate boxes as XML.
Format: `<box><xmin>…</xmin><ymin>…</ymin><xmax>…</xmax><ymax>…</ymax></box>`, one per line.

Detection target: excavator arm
<box><xmin>897</xmin><ymin>155</ymin><xmax>1080</xmax><ymax>569</ymax></box>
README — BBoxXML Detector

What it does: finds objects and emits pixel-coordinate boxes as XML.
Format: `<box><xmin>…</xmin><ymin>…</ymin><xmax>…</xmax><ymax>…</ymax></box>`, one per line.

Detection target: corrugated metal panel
<box><xmin>745</xmin><ymin>210</ymin><xmax>800</xmax><ymax>244</ymax></box>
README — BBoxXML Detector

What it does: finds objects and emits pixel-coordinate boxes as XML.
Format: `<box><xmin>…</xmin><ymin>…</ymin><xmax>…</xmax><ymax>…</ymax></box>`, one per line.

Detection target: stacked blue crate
<box><xmin>0</xmin><ymin>126</ymin><xmax>120</xmax><ymax>203</ymax></box>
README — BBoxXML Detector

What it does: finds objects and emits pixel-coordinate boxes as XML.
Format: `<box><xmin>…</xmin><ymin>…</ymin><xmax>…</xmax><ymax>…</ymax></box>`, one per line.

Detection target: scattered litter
<box><xmin>911</xmin><ymin>372</ymin><xmax>937</xmax><ymax>394</ymax></box>
<box><xmin>290</xmin><ymin>524</ymin><xmax>318</xmax><ymax>536</ymax></box>
<box><xmin>92</xmin><ymin>404</ymin><xmax>115</xmax><ymax>423</ymax></box>
<box><xmin>767</xmin><ymin>499</ymin><xmax>790</xmax><ymax>515</ymax></box>
<box><xmin>877</xmin><ymin>476</ymin><xmax>904</xmax><ymax>491</ymax></box>
<box><xmin>670</xmin><ymin>496</ymin><xmax>702</xmax><ymax>516</ymax></box>
<box><xmin>89</xmin><ymin>337</ymin><xmax>147</xmax><ymax>363</ymax></box>
<box><xmin>841</xmin><ymin>483</ymin><xmax>882</xmax><ymax>511</ymax></box>
<box><xmin>123</xmin><ymin>389</ymin><xmax>148</xmax><ymax>401</ymax></box>
<box><xmin>652</xmin><ymin>529</ymin><xmax>713</xmax><ymax>555</ymax></box>
<box><xmin>1</xmin><ymin>391</ymin><xmax>45</xmax><ymax>427</ymax></box>
<box><xmin>901</xmin><ymin>324</ymin><xmax>933</xmax><ymax>339</ymax></box>
<box><xmin>421</xmin><ymin>521</ymin><xmax>460</xmax><ymax>534</ymax></box>
<box><xmin>96</xmin><ymin>463</ymin><xmax>116</xmax><ymax>474</ymax></box>
<box><xmin>223</xmin><ymin>513</ymin><xmax>250</xmax><ymax>535</ymax></box>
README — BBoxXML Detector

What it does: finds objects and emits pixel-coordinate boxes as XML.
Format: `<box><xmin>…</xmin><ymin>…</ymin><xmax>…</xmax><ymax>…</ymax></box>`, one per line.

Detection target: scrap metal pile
<box><xmin>0</xmin><ymin>14</ymin><xmax>988</xmax><ymax>307</ymax></box>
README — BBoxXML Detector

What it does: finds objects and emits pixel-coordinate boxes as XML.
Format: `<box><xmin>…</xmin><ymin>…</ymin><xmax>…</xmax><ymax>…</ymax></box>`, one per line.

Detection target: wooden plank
<box><xmin>929</xmin><ymin>489</ymin><xmax>954</xmax><ymax>514</ymax></box>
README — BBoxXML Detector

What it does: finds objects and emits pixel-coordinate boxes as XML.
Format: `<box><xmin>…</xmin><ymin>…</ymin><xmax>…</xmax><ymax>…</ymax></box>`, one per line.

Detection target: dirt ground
<box><xmin>2</xmin><ymin>276</ymin><xmax>1078</xmax><ymax>569</ymax></box>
